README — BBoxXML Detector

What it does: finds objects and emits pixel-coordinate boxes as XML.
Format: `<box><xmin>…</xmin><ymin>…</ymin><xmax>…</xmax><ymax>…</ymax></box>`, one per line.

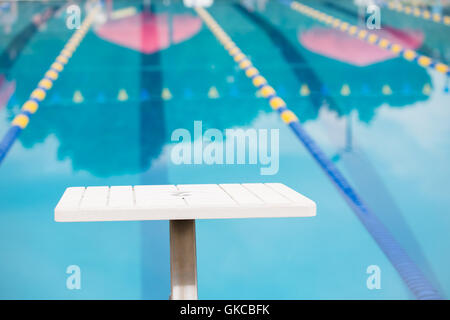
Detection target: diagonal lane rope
<box><xmin>195</xmin><ymin>5</ymin><xmax>442</xmax><ymax>300</ymax></box>
<box><xmin>0</xmin><ymin>4</ymin><xmax>101</xmax><ymax>165</ymax></box>
<box><xmin>281</xmin><ymin>0</ymin><xmax>449</xmax><ymax>77</ymax></box>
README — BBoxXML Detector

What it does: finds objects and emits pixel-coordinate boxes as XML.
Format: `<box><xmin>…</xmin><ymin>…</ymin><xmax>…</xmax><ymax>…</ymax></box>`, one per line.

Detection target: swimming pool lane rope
<box><xmin>195</xmin><ymin>7</ymin><xmax>442</xmax><ymax>300</ymax></box>
<box><xmin>385</xmin><ymin>1</ymin><xmax>450</xmax><ymax>26</ymax></box>
<box><xmin>0</xmin><ymin>5</ymin><xmax>101</xmax><ymax>165</ymax></box>
<box><xmin>281</xmin><ymin>1</ymin><xmax>450</xmax><ymax>77</ymax></box>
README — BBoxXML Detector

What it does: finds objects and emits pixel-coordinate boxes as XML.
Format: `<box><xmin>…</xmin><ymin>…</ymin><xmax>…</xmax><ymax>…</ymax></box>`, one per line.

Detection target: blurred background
<box><xmin>0</xmin><ymin>0</ymin><xmax>449</xmax><ymax>299</ymax></box>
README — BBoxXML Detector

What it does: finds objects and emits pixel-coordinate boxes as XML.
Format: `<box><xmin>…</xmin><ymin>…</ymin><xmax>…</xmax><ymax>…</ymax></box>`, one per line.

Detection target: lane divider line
<box><xmin>0</xmin><ymin>4</ymin><xmax>101</xmax><ymax>165</ymax></box>
<box><xmin>386</xmin><ymin>1</ymin><xmax>450</xmax><ymax>26</ymax></box>
<box><xmin>284</xmin><ymin>1</ymin><xmax>450</xmax><ymax>77</ymax></box>
<box><xmin>194</xmin><ymin>6</ymin><xmax>442</xmax><ymax>300</ymax></box>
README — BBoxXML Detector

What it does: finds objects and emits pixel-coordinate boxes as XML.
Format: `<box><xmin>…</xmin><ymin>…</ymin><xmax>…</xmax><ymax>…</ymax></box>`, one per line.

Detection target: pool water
<box><xmin>0</xmin><ymin>0</ymin><xmax>449</xmax><ymax>299</ymax></box>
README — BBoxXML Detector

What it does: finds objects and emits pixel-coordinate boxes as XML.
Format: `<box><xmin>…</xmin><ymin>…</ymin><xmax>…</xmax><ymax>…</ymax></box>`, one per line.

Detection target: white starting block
<box><xmin>55</xmin><ymin>183</ymin><xmax>316</xmax><ymax>299</ymax></box>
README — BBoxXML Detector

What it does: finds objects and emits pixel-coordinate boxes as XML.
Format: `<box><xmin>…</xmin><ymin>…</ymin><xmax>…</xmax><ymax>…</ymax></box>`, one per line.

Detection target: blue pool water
<box><xmin>0</xmin><ymin>0</ymin><xmax>449</xmax><ymax>299</ymax></box>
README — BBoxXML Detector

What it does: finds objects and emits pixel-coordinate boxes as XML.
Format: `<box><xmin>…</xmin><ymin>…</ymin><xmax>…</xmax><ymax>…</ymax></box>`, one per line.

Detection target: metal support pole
<box><xmin>169</xmin><ymin>219</ymin><xmax>198</xmax><ymax>300</ymax></box>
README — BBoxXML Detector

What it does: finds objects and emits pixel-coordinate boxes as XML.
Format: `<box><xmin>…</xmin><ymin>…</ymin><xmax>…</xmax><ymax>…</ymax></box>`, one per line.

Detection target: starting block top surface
<box><xmin>55</xmin><ymin>183</ymin><xmax>316</xmax><ymax>222</ymax></box>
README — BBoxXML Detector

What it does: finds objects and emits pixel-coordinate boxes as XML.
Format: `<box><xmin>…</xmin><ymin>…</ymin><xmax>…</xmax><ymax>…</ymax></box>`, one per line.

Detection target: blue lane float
<box><xmin>0</xmin><ymin>5</ymin><xmax>100</xmax><ymax>166</ymax></box>
<box><xmin>195</xmin><ymin>5</ymin><xmax>443</xmax><ymax>300</ymax></box>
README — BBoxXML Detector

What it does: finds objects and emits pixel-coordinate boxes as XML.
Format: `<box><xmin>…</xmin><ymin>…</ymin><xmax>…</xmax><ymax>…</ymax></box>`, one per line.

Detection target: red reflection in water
<box><xmin>299</xmin><ymin>27</ymin><xmax>424</xmax><ymax>66</ymax></box>
<box><xmin>95</xmin><ymin>12</ymin><xmax>202</xmax><ymax>54</ymax></box>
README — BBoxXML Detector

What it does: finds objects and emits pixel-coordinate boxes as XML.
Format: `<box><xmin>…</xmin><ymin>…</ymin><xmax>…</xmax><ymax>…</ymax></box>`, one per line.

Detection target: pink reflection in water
<box><xmin>299</xmin><ymin>26</ymin><xmax>424</xmax><ymax>66</ymax></box>
<box><xmin>0</xmin><ymin>75</ymin><xmax>15</xmax><ymax>110</ymax></box>
<box><xmin>95</xmin><ymin>12</ymin><xmax>202</xmax><ymax>54</ymax></box>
